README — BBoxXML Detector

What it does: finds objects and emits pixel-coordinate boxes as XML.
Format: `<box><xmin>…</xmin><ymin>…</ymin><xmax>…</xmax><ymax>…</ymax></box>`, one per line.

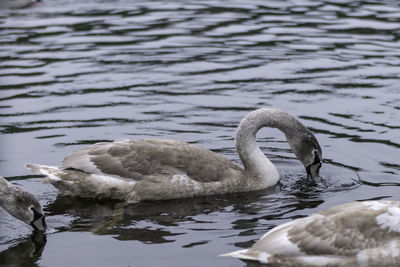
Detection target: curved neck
<box><xmin>235</xmin><ymin>108</ymin><xmax>305</xmax><ymax>187</ymax></box>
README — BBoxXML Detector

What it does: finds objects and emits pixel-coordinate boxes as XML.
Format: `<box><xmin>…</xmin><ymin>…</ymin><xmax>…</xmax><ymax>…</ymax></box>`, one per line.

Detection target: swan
<box><xmin>221</xmin><ymin>200</ymin><xmax>400</xmax><ymax>266</ymax></box>
<box><xmin>25</xmin><ymin>108</ymin><xmax>322</xmax><ymax>203</ymax></box>
<box><xmin>0</xmin><ymin>176</ymin><xmax>46</xmax><ymax>231</ymax></box>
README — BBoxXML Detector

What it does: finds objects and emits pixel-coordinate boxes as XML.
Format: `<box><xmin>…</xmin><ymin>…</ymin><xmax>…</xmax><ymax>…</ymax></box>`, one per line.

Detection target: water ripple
<box><xmin>1</xmin><ymin>0</ymin><xmax>399</xmax><ymax>266</ymax></box>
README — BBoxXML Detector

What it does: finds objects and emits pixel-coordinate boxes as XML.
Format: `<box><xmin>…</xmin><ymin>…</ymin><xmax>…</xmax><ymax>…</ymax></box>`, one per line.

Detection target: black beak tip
<box><xmin>31</xmin><ymin>216</ymin><xmax>46</xmax><ymax>231</ymax></box>
<box><xmin>306</xmin><ymin>162</ymin><xmax>322</xmax><ymax>180</ymax></box>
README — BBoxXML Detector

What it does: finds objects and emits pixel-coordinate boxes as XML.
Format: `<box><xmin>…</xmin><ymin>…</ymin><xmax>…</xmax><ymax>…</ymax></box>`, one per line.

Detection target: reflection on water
<box><xmin>45</xmin><ymin>191</ymin><xmax>273</xmax><ymax>242</ymax></box>
<box><xmin>41</xmin><ymin>166</ymin><xmax>358</xmax><ymax>244</ymax></box>
<box><xmin>0</xmin><ymin>232</ymin><xmax>46</xmax><ymax>266</ymax></box>
<box><xmin>0</xmin><ymin>0</ymin><xmax>399</xmax><ymax>266</ymax></box>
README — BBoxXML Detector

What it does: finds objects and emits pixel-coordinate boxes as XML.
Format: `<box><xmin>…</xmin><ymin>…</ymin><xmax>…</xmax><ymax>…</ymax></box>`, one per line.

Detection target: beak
<box><xmin>307</xmin><ymin>162</ymin><xmax>321</xmax><ymax>179</ymax></box>
<box><xmin>31</xmin><ymin>216</ymin><xmax>46</xmax><ymax>231</ymax></box>
<box><xmin>31</xmin><ymin>209</ymin><xmax>47</xmax><ymax>231</ymax></box>
<box><xmin>306</xmin><ymin>150</ymin><xmax>322</xmax><ymax>180</ymax></box>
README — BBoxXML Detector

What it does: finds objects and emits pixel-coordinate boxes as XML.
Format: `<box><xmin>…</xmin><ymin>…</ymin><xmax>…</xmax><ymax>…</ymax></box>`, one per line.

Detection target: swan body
<box><xmin>221</xmin><ymin>200</ymin><xmax>400</xmax><ymax>267</ymax></box>
<box><xmin>26</xmin><ymin>108</ymin><xmax>322</xmax><ymax>203</ymax></box>
<box><xmin>0</xmin><ymin>176</ymin><xmax>46</xmax><ymax>231</ymax></box>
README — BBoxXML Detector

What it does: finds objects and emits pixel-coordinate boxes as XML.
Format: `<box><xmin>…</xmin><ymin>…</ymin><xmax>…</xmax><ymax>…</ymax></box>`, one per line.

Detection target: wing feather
<box><xmin>254</xmin><ymin>201</ymin><xmax>400</xmax><ymax>257</ymax></box>
<box><xmin>62</xmin><ymin>139</ymin><xmax>242</xmax><ymax>183</ymax></box>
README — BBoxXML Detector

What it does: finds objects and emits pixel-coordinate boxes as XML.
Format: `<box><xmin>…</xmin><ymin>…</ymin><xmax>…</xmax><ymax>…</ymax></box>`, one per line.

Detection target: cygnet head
<box><xmin>0</xmin><ymin>177</ymin><xmax>46</xmax><ymax>231</ymax></box>
<box><xmin>12</xmin><ymin>190</ymin><xmax>47</xmax><ymax>231</ymax></box>
<box><xmin>285</xmin><ymin>128</ymin><xmax>322</xmax><ymax>179</ymax></box>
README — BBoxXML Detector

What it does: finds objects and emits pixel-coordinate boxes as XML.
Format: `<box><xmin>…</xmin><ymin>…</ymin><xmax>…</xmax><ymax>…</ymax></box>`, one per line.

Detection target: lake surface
<box><xmin>0</xmin><ymin>0</ymin><xmax>399</xmax><ymax>266</ymax></box>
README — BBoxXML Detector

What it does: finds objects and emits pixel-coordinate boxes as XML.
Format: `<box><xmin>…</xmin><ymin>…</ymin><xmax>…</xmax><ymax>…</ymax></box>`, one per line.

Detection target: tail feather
<box><xmin>220</xmin><ymin>249</ymin><xmax>272</xmax><ymax>263</ymax></box>
<box><xmin>26</xmin><ymin>163</ymin><xmax>86</xmax><ymax>196</ymax></box>
<box><xmin>220</xmin><ymin>249</ymin><xmax>255</xmax><ymax>260</ymax></box>
<box><xmin>25</xmin><ymin>164</ymin><xmax>61</xmax><ymax>181</ymax></box>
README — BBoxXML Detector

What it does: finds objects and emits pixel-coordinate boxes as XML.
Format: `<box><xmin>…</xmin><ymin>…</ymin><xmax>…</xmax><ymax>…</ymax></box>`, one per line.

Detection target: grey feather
<box><xmin>222</xmin><ymin>200</ymin><xmax>400</xmax><ymax>266</ymax></box>
<box><xmin>62</xmin><ymin>139</ymin><xmax>243</xmax><ymax>183</ymax></box>
<box><xmin>26</xmin><ymin>108</ymin><xmax>322</xmax><ymax>202</ymax></box>
<box><xmin>0</xmin><ymin>176</ymin><xmax>46</xmax><ymax>231</ymax></box>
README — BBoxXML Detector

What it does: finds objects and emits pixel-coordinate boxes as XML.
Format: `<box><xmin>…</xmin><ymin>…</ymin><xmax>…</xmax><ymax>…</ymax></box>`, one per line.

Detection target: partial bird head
<box><xmin>285</xmin><ymin>129</ymin><xmax>322</xmax><ymax>179</ymax></box>
<box><xmin>0</xmin><ymin>176</ymin><xmax>46</xmax><ymax>231</ymax></box>
<box><xmin>10</xmin><ymin>189</ymin><xmax>47</xmax><ymax>231</ymax></box>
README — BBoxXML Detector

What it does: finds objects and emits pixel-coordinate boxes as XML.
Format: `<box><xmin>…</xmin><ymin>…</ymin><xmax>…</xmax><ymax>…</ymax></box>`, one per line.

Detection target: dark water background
<box><xmin>0</xmin><ymin>0</ymin><xmax>399</xmax><ymax>266</ymax></box>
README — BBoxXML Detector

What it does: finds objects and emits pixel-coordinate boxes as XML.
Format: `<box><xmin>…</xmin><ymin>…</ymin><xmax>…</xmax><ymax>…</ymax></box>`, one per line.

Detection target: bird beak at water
<box><xmin>306</xmin><ymin>150</ymin><xmax>322</xmax><ymax>180</ymax></box>
<box><xmin>30</xmin><ymin>208</ymin><xmax>47</xmax><ymax>231</ymax></box>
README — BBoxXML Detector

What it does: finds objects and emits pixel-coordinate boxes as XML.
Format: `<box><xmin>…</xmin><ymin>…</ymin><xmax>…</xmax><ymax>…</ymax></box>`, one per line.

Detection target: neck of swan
<box><xmin>235</xmin><ymin>108</ymin><xmax>299</xmax><ymax>187</ymax></box>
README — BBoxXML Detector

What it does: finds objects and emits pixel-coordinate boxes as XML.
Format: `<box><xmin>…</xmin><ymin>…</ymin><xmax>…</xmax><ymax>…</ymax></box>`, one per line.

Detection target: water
<box><xmin>0</xmin><ymin>0</ymin><xmax>399</xmax><ymax>266</ymax></box>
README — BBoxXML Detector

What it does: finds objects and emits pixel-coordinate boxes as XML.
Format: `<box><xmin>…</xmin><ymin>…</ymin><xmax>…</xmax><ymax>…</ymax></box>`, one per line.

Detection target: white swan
<box><xmin>0</xmin><ymin>176</ymin><xmax>46</xmax><ymax>231</ymax></box>
<box><xmin>221</xmin><ymin>200</ymin><xmax>400</xmax><ymax>266</ymax></box>
<box><xmin>25</xmin><ymin>108</ymin><xmax>322</xmax><ymax>203</ymax></box>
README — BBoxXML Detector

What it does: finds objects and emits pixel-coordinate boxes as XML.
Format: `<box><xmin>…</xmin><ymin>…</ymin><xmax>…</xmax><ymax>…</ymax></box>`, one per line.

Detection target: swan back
<box><xmin>62</xmin><ymin>139</ymin><xmax>243</xmax><ymax>183</ymax></box>
<box><xmin>221</xmin><ymin>201</ymin><xmax>400</xmax><ymax>266</ymax></box>
<box><xmin>27</xmin><ymin>140</ymin><xmax>250</xmax><ymax>202</ymax></box>
<box><xmin>0</xmin><ymin>176</ymin><xmax>46</xmax><ymax>231</ymax></box>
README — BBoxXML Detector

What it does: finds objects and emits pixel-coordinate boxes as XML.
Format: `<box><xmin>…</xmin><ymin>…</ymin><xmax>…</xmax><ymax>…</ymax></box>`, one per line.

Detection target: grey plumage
<box><xmin>0</xmin><ymin>176</ymin><xmax>46</xmax><ymax>231</ymax></box>
<box><xmin>221</xmin><ymin>200</ymin><xmax>400</xmax><ymax>266</ymax></box>
<box><xmin>63</xmin><ymin>139</ymin><xmax>242</xmax><ymax>183</ymax></box>
<box><xmin>26</xmin><ymin>108</ymin><xmax>322</xmax><ymax>203</ymax></box>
